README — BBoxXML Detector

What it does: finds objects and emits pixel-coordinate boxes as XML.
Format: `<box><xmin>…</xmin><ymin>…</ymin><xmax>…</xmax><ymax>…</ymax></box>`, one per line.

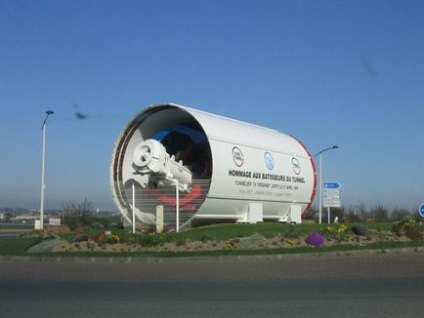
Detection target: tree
<box><xmin>345</xmin><ymin>207</ymin><xmax>361</xmax><ymax>223</ymax></box>
<box><xmin>303</xmin><ymin>207</ymin><xmax>318</xmax><ymax>220</ymax></box>
<box><xmin>391</xmin><ymin>208</ymin><xmax>411</xmax><ymax>221</ymax></box>
<box><xmin>62</xmin><ymin>198</ymin><xmax>94</xmax><ymax>230</ymax></box>
<box><xmin>370</xmin><ymin>205</ymin><xmax>389</xmax><ymax>222</ymax></box>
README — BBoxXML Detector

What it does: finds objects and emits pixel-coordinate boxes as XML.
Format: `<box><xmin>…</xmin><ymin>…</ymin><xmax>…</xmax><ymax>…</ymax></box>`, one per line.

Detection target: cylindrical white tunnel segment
<box><xmin>110</xmin><ymin>103</ymin><xmax>316</xmax><ymax>230</ymax></box>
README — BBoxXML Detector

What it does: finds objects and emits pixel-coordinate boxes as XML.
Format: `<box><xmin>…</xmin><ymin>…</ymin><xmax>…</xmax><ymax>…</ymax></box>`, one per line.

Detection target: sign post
<box><xmin>323</xmin><ymin>182</ymin><xmax>341</xmax><ymax>223</ymax></box>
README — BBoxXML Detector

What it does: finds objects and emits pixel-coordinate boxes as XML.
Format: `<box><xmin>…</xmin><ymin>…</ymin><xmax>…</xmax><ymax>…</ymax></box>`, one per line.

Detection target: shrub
<box><xmin>90</xmin><ymin>221</ymin><xmax>105</xmax><ymax>230</ymax></box>
<box><xmin>200</xmin><ymin>234</ymin><xmax>211</xmax><ymax>243</ymax></box>
<box><xmin>135</xmin><ymin>232</ymin><xmax>172</xmax><ymax>247</ymax></box>
<box><xmin>305</xmin><ymin>232</ymin><xmax>324</xmax><ymax>246</ymax></box>
<box><xmin>391</xmin><ymin>216</ymin><xmax>421</xmax><ymax>236</ymax></box>
<box><xmin>284</xmin><ymin>225</ymin><xmax>301</xmax><ymax>239</ymax></box>
<box><xmin>176</xmin><ymin>239</ymin><xmax>186</xmax><ymax>246</ymax></box>
<box><xmin>405</xmin><ymin>230</ymin><xmax>424</xmax><ymax>240</ymax></box>
<box><xmin>350</xmin><ymin>224</ymin><xmax>368</xmax><ymax>236</ymax></box>
<box><xmin>137</xmin><ymin>233</ymin><xmax>161</xmax><ymax>247</ymax></box>
<box><xmin>108</xmin><ymin>234</ymin><xmax>122</xmax><ymax>244</ymax></box>
<box><xmin>323</xmin><ymin>224</ymin><xmax>348</xmax><ymax>242</ymax></box>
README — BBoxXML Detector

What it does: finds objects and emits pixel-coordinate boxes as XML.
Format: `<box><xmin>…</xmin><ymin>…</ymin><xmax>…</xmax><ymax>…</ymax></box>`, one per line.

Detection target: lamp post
<box><xmin>39</xmin><ymin>110</ymin><xmax>54</xmax><ymax>230</ymax></box>
<box><xmin>314</xmin><ymin>145</ymin><xmax>338</xmax><ymax>224</ymax></box>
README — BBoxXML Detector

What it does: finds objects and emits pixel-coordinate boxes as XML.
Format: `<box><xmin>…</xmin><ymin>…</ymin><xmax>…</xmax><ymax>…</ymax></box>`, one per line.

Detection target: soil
<box><xmin>45</xmin><ymin>231</ymin><xmax>411</xmax><ymax>254</ymax></box>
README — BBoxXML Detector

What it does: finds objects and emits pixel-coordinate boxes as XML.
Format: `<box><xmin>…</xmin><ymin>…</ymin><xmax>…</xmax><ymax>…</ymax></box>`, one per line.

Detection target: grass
<box><xmin>1</xmin><ymin>221</ymin><xmax>423</xmax><ymax>257</ymax></box>
<box><xmin>0</xmin><ymin>236</ymin><xmax>42</xmax><ymax>256</ymax></box>
<box><xmin>123</xmin><ymin>221</ymin><xmax>403</xmax><ymax>242</ymax></box>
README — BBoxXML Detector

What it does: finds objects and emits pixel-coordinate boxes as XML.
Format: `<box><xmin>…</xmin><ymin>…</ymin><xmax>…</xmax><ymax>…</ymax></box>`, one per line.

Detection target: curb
<box><xmin>1</xmin><ymin>246</ymin><xmax>423</xmax><ymax>264</ymax></box>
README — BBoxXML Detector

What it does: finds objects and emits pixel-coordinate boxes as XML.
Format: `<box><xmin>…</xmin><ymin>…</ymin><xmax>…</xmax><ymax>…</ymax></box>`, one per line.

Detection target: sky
<box><xmin>0</xmin><ymin>0</ymin><xmax>423</xmax><ymax>212</ymax></box>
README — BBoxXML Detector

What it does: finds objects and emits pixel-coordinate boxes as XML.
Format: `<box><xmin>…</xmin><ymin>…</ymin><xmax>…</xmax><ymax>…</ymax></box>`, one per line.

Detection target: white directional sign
<box><xmin>323</xmin><ymin>182</ymin><xmax>342</xmax><ymax>208</ymax></box>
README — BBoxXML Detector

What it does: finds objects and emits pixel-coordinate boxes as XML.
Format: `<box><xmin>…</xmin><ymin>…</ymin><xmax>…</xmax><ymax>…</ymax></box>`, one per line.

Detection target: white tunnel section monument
<box><xmin>110</xmin><ymin>103</ymin><xmax>317</xmax><ymax>231</ymax></box>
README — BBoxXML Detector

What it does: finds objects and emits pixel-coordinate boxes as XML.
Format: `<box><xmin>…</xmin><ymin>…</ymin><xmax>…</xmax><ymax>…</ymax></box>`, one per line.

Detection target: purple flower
<box><xmin>305</xmin><ymin>232</ymin><xmax>325</xmax><ymax>247</ymax></box>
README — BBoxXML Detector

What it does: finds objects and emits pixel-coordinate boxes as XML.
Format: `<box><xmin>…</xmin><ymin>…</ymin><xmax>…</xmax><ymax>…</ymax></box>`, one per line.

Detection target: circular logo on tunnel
<box><xmin>264</xmin><ymin>152</ymin><xmax>275</xmax><ymax>170</ymax></box>
<box><xmin>232</xmin><ymin>147</ymin><xmax>244</xmax><ymax>167</ymax></box>
<box><xmin>292</xmin><ymin>157</ymin><xmax>301</xmax><ymax>175</ymax></box>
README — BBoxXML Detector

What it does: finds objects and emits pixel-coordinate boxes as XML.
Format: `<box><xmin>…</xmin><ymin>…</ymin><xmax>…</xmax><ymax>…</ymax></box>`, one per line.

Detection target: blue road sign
<box><xmin>323</xmin><ymin>182</ymin><xmax>341</xmax><ymax>189</ymax></box>
<box><xmin>419</xmin><ymin>204</ymin><xmax>424</xmax><ymax>218</ymax></box>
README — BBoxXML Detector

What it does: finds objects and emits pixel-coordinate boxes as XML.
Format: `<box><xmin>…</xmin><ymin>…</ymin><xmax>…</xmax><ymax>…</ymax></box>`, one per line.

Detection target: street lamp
<box><xmin>314</xmin><ymin>145</ymin><xmax>338</xmax><ymax>224</ymax></box>
<box><xmin>39</xmin><ymin>110</ymin><xmax>54</xmax><ymax>230</ymax></box>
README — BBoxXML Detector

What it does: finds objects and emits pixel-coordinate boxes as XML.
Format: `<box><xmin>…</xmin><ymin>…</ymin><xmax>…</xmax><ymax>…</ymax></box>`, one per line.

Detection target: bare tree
<box><xmin>62</xmin><ymin>198</ymin><xmax>94</xmax><ymax>229</ymax></box>
<box><xmin>370</xmin><ymin>205</ymin><xmax>389</xmax><ymax>222</ymax></box>
<box><xmin>391</xmin><ymin>208</ymin><xmax>411</xmax><ymax>221</ymax></box>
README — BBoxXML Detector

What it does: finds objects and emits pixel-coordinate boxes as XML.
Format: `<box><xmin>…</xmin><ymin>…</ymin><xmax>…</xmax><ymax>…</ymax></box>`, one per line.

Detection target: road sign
<box><xmin>323</xmin><ymin>189</ymin><xmax>340</xmax><ymax>196</ymax></box>
<box><xmin>323</xmin><ymin>182</ymin><xmax>341</xmax><ymax>189</ymax></box>
<box><xmin>419</xmin><ymin>204</ymin><xmax>424</xmax><ymax>218</ymax></box>
<box><xmin>323</xmin><ymin>202</ymin><xmax>342</xmax><ymax>208</ymax></box>
<box><xmin>323</xmin><ymin>182</ymin><xmax>342</xmax><ymax>208</ymax></box>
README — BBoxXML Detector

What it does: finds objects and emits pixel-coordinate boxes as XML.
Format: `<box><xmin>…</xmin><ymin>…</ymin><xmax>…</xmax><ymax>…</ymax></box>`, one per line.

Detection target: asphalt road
<box><xmin>0</xmin><ymin>229</ymin><xmax>31</xmax><ymax>240</ymax></box>
<box><xmin>1</xmin><ymin>250</ymin><xmax>424</xmax><ymax>318</ymax></box>
<box><xmin>0</xmin><ymin>231</ymin><xmax>23</xmax><ymax>240</ymax></box>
